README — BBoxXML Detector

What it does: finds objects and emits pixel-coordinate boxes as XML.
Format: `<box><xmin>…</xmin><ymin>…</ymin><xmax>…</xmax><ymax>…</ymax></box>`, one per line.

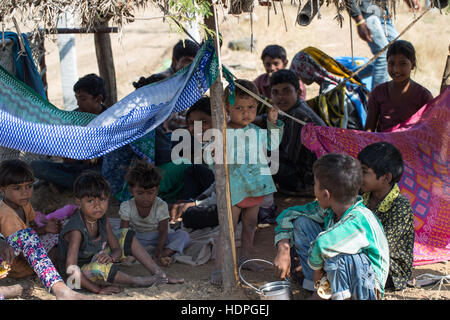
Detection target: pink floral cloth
<box><xmin>35</xmin><ymin>204</ymin><xmax>77</xmax><ymax>252</ymax></box>
<box><xmin>301</xmin><ymin>88</ymin><xmax>450</xmax><ymax>266</ymax></box>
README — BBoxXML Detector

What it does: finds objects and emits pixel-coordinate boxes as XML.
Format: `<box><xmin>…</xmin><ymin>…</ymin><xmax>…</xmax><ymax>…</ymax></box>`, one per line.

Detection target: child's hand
<box><xmin>96</xmin><ymin>252</ymin><xmax>114</xmax><ymax>264</ymax></box>
<box><xmin>273</xmin><ymin>240</ymin><xmax>291</xmax><ymax>279</ymax></box>
<box><xmin>152</xmin><ymin>249</ymin><xmax>162</xmax><ymax>260</ymax></box>
<box><xmin>44</xmin><ymin>218</ymin><xmax>62</xmax><ymax>234</ymax></box>
<box><xmin>0</xmin><ymin>240</ymin><xmax>16</xmax><ymax>267</ymax></box>
<box><xmin>267</xmin><ymin>107</ymin><xmax>279</xmax><ymax>125</ymax></box>
<box><xmin>170</xmin><ymin>202</ymin><xmax>196</xmax><ymax>222</ymax></box>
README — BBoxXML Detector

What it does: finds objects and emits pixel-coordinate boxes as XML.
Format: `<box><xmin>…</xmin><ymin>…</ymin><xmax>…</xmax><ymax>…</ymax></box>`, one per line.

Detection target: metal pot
<box><xmin>239</xmin><ymin>259</ymin><xmax>293</xmax><ymax>300</ymax></box>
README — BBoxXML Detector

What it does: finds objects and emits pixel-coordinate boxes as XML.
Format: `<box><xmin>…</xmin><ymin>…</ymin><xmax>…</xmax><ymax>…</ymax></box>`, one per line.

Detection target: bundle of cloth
<box><xmin>290</xmin><ymin>46</ymin><xmax>369</xmax><ymax>130</ymax></box>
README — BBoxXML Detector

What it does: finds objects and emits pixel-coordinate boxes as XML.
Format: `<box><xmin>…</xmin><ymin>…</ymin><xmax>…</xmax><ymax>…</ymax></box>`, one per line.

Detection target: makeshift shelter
<box><xmin>0</xmin><ymin>0</ymin><xmax>448</xmax><ymax>293</ymax></box>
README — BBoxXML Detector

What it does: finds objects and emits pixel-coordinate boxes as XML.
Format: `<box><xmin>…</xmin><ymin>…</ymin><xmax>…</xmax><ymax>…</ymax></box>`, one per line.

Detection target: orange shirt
<box><xmin>0</xmin><ymin>200</ymin><xmax>36</xmax><ymax>278</ymax></box>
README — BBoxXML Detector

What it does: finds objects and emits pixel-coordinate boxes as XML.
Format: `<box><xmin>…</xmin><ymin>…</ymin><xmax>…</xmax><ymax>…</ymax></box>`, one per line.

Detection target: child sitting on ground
<box><xmin>119</xmin><ymin>160</ymin><xmax>190</xmax><ymax>267</ymax></box>
<box><xmin>31</xmin><ymin>73</ymin><xmax>107</xmax><ymax>191</ymax></box>
<box><xmin>273</xmin><ymin>153</ymin><xmax>389</xmax><ymax>300</ymax></box>
<box><xmin>254</xmin><ymin>44</ymin><xmax>306</xmax><ymax>100</ymax></box>
<box><xmin>57</xmin><ymin>171</ymin><xmax>183</xmax><ymax>296</ymax></box>
<box><xmin>73</xmin><ymin>73</ymin><xmax>108</xmax><ymax>114</ymax></box>
<box><xmin>169</xmin><ymin>96</ymin><xmax>216</xmax><ymax>226</ymax></box>
<box><xmin>0</xmin><ymin>229</ymin><xmax>92</xmax><ymax>300</ymax></box>
<box><xmin>358</xmin><ymin>142</ymin><xmax>414</xmax><ymax>291</ymax></box>
<box><xmin>269</xmin><ymin>69</ymin><xmax>326</xmax><ymax>196</ymax></box>
<box><xmin>210</xmin><ymin>79</ymin><xmax>284</xmax><ymax>286</ymax></box>
<box><xmin>365</xmin><ymin>40</ymin><xmax>433</xmax><ymax>132</ymax></box>
<box><xmin>0</xmin><ymin>160</ymin><xmax>68</xmax><ymax>276</ymax></box>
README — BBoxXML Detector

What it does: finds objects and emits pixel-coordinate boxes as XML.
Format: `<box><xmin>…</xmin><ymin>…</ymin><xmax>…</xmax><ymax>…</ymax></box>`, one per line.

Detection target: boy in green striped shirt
<box><xmin>273</xmin><ymin>153</ymin><xmax>389</xmax><ymax>299</ymax></box>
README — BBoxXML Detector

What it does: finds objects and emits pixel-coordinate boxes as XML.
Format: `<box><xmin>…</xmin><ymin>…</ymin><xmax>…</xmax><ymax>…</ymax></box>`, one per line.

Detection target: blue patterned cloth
<box><xmin>0</xmin><ymin>40</ymin><xmax>218</xmax><ymax>160</ymax></box>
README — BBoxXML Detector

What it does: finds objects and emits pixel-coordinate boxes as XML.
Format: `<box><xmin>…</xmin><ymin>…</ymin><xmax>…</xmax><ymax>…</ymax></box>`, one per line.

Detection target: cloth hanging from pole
<box><xmin>2</xmin><ymin>31</ymin><xmax>47</xmax><ymax>99</ymax></box>
<box><xmin>301</xmin><ymin>88</ymin><xmax>450</xmax><ymax>266</ymax></box>
<box><xmin>0</xmin><ymin>40</ymin><xmax>219</xmax><ymax>160</ymax></box>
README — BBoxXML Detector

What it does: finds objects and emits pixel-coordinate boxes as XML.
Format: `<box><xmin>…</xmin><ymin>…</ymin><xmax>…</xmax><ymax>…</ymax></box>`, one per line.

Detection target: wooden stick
<box><xmin>205</xmin><ymin>1</ymin><xmax>238</xmax><ymax>293</ymax></box>
<box><xmin>349</xmin><ymin>13</ymin><xmax>354</xmax><ymax>66</ymax></box>
<box><xmin>440</xmin><ymin>45</ymin><xmax>450</xmax><ymax>94</ymax></box>
<box><xmin>12</xmin><ymin>17</ymin><xmax>26</xmax><ymax>55</ymax></box>
<box><xmin>38</xmin><ymin>36</ymin><xmax>48</xmax><ymax>97</ymax></box>
<box><xmin>94</xmin><ymin>21</ymin><xmax>117</xmax><ymax>107</ymax></box>
<box><xmin>234</xmin><ymin>81</ymin><xmax>307</xmax><ymax>126</ymax></box>
<box><xmin>158</xmin><ymin>4</ymin><xmax>201</xmax><ymax>46</ymax></box>
<box><xmin>280</xmin><ymin>1</ymin><xmax>288</xmax><ymax>32</ymax></box>
<box><xmin>42</xmin><ymin>27</ymin><xmax>119</xmax><ymax>34</ymax></box>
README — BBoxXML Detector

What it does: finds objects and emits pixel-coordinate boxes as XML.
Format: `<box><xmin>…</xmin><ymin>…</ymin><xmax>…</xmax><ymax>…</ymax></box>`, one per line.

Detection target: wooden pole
<box><xmin>93</xmin><ymin>21</ymin><xmax>117</xmax><ymax>107</ymax></box>
<box><xmin>440</xmin><ymin>45</ymin><xmax>450</xmax><ymax>94</ymax></box>
<box><xmin>38</xmin><ymin>35</ymin><xmax>48</xmax><ymax>98</ymax></box>
<box><xmin>204</xmin><ymin>1</ymin><xmax>238</xmax><ymax>292</ymax></box>
<box><xmin>44</xmin><ymin>27</ymin><xmax>119</xmax><ymax>34</ymax></box>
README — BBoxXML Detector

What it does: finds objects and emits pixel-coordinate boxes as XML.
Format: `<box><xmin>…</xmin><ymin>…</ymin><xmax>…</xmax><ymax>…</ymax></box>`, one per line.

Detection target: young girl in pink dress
<box><xmin>365</xmin><ymin>40</ymin><xmax>433</xmax><ymax>132</ymax></box>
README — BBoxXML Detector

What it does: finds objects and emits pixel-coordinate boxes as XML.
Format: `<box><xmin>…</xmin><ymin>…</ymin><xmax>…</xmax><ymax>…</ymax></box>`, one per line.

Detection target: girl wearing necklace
<box><xmin>57</xmin><ymin>171</ymin><xmax>184</xmax><ymax>296</ymax></box>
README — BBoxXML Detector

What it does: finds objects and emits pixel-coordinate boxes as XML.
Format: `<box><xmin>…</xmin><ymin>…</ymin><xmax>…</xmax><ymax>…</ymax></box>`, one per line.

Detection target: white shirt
<box><xmin>119</xmin><ymin>197</ymin><xmax>169</xmax><ymax>233</ymax></box>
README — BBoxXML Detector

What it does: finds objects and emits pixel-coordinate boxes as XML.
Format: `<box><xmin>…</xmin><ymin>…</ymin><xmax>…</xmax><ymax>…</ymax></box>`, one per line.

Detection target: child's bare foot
<box><xmin>167</xmin><ymin>276</ymin><xmax>184</xmax><ymax>284</ymax></box>
<box><xmin>210</xmin><ymin>269</ymin><xmax>222</xmax><ymax>287</ymax></box>
<box><xmin>132</xmin><ymin>275</ymin><xmax>168</xmax><ymax>287</ymax></box>
<box><xmin>98</xmin><ymin>285</ymin><xmax>122</xmax><ymax>295</ymax></box>
<box><xmin>122</xmin><ymin>256</ymin><xmax>137</xmax><ymax>265</ymax></box>
<box><xmin>51</xmin><ymin>281</ymin><xmax>99</xmax><ymax>300</ymax></box>
<box><xmin>0</xmin><ymin>284</ymin><xmax>26</xmax><ymax>299</ymax></box>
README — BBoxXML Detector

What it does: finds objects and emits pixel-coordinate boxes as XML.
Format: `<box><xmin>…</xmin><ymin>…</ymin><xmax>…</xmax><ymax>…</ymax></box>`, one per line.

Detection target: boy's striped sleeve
<box><xmin>274</xmin><ymin>200</ymin><xmax>326</xmax><ymax>246</ymax></box>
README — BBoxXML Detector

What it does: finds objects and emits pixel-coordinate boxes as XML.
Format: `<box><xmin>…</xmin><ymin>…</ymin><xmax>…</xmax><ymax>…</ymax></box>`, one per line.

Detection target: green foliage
<box><xmin>163</xmin><ymin>0</ymin><xmax>216</xmax><ymax>40</ymax></box>
<box><xmin>167</xmin><ymin>0</ymin><xmax>213</xmax><ymax>20</ymax></box>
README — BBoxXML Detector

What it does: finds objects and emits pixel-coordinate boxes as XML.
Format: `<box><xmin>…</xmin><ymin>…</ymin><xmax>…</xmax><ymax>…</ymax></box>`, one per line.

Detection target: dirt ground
<box><xmin>0</xmin><ymin>186</ymin><xmax>448</xmax><ymax>300</ymax></box>
<box><xmin>1</xmin><ymin>4</ymin><xmax>448</xmax><ymax>301</ymax></box>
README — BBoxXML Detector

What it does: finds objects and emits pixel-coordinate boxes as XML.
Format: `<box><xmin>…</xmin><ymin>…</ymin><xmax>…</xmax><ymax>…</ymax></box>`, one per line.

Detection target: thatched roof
<box><xmin>0</xmin><ymin>0</ymin><xmax>155</xmax><ymax>30</ymax></box>
<box><xmin>1</xmin><ymin>0</ymin><xmax>417</xmax><ymax>35</ymax></box>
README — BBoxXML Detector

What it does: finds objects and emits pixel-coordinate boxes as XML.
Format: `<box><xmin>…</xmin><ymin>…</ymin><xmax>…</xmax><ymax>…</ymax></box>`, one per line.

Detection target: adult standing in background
<box><xmin>346</xmin><ymin>0</ymin><xmax>420</xmax><ymax>89</ymax></box>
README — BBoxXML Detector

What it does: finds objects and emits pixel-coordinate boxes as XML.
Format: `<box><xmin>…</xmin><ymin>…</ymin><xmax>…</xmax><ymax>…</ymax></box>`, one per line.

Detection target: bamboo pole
<box><xmin>38</xmin><ymin>35</ymin><xmax>48</xmax><ymax>97</ymax></box>
<box><xmin>440</xmin><ymin>45</ymin><xmax>450</xmax><ymax>94</ymax></box>
<box><xmin>204</xmin><ymin>1</ymin><xmax>238</xmax><ymax>292</ymax></box>
<box><xmin>93</xmin><ymin>21</ymin><xmax>117</xmax><ymax>107</ymax></box>
<box><xmin>43</xmin><ymin>27</ymin><xmax>119</xmax><ymax>34</ymax></box>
